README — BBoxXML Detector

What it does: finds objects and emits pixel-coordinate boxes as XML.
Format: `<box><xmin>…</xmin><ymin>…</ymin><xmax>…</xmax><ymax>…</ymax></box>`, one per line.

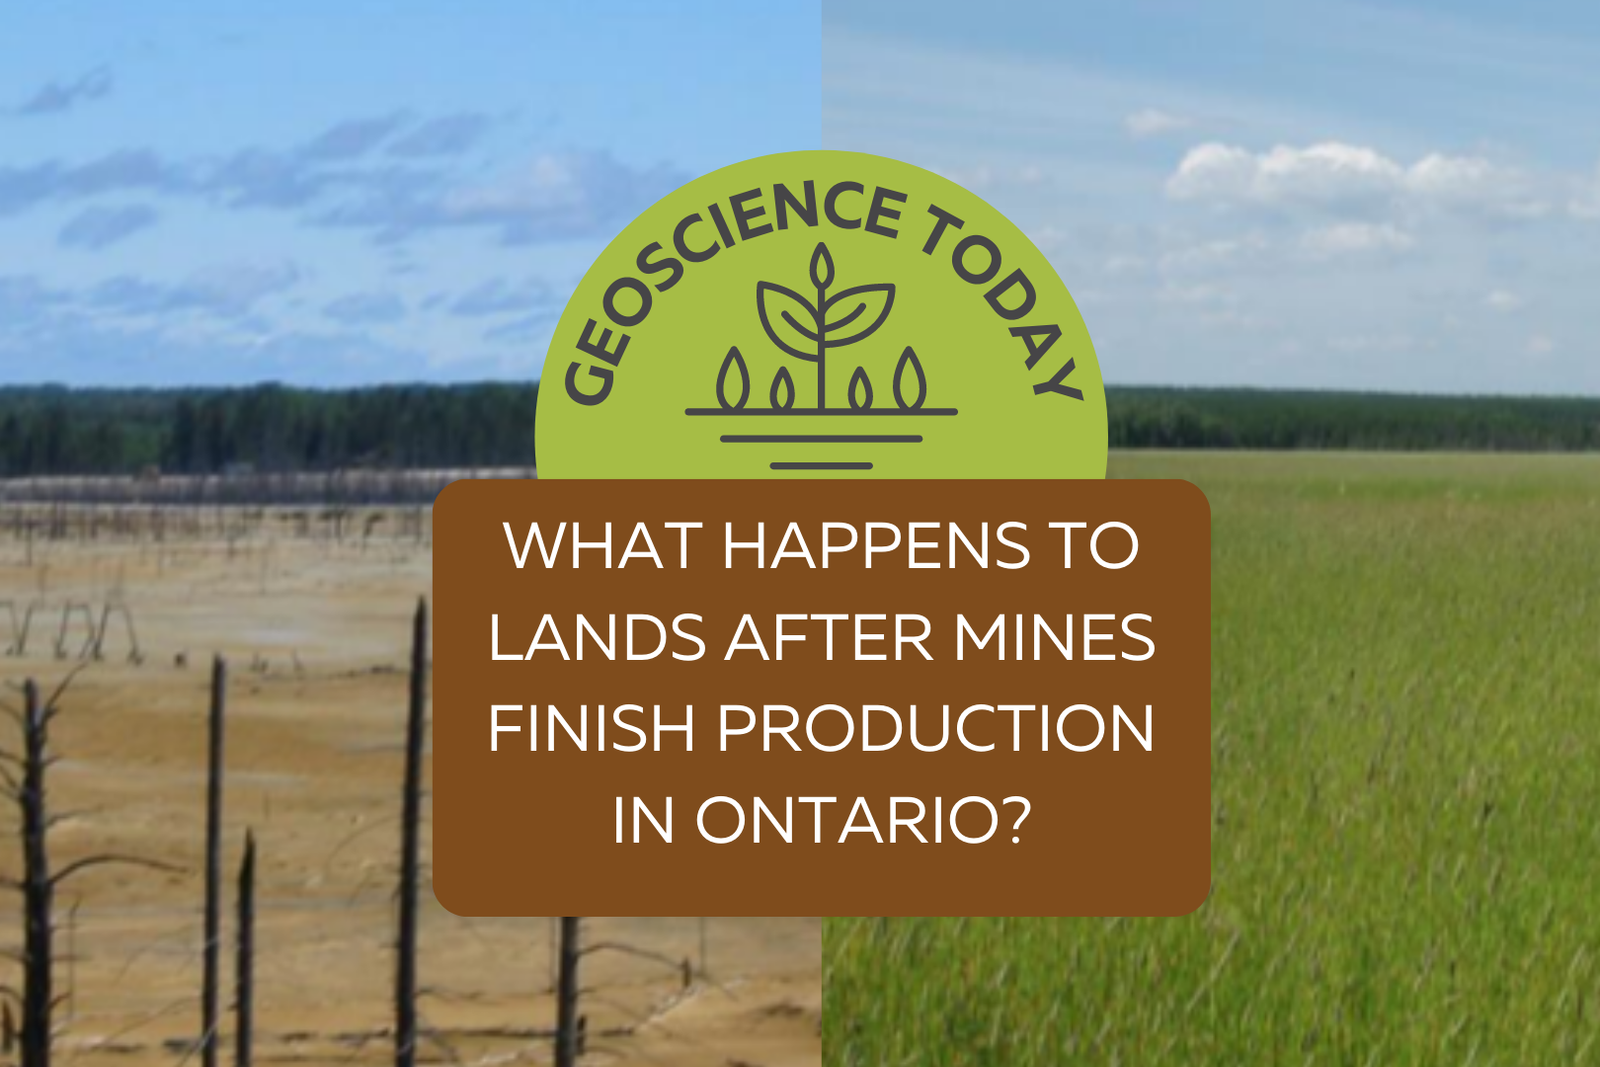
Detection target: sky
<box><xmin>2</xmin><ymin>2</ymin><xmax>1597</xmax><ymax>394</ymax></box>
<box><xmin>0</xmin><ymin>1</ymin><xmax>820</xmax><ymax>387</ymax></box>
<box><xmin>825</xmin><ymin>0</ymin><xmax>1600</xmax><ymax>393</ymax></box>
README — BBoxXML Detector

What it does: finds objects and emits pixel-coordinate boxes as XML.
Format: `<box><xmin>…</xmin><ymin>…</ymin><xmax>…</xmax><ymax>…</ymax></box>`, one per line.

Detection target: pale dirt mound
<box><xmin>0</xmin><ymin>511</ymin><xmax>819</xmax><ymax>1067</ymax></box>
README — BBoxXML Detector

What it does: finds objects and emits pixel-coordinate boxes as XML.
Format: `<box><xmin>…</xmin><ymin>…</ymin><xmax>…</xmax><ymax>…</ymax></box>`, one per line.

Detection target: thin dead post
<box><xmin>20</xmin><ymin>679</ymin><xmax>52</xmax><ymax>1067</ymax></box>
<box><xmin>236</xmin><ymin>830</ymin><xmax>255</xmax><ymax>1067</ymax></box>
<box><xmin>16</xmin><ymin>603</ymin><xmax>36</xmax><ymax>657</ymax></box>
<box><xmin>201</xmin><ymin>656</ymin><xmax>226</xmax><ymax>1067</ymax></box>
<box><xmin>555</xmin><ymin>918</ymin><xmax>581</xmax><ymax>1067</ymax></box>
<box><xmin>396</xmin><ymin>599</ymin><xmax>426</xmax><ymax>1067</ymax></box>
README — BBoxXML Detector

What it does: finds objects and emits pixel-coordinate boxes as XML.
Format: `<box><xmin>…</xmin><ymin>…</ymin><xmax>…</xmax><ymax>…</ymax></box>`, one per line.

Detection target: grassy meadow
<box><xmin>824</xmin><ymin>450</ymin><xmax>1600</xmax><ymax>1065</ymax></box>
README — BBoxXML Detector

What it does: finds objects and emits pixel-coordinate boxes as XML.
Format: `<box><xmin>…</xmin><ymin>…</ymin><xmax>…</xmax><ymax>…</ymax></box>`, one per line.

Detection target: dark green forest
<box><xmin>1106</xmin><ymin>387</ymin><xmax>1600</xmax><ymax>450</ymax></box>
<box><xmin>1</xmin><ymin>382</ymin><xmax>1598</xmax><ymax>477</ymax></box>
<box><xmin>0</xmin><ymin>383</ymin><xmax>540</xmax><ymax>476</ymax></box>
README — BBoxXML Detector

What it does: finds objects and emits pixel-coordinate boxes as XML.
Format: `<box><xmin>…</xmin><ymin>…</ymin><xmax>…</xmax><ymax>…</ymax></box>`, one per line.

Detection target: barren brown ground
<box><xmin>0</xmin><ymin>505</ymin><xmax>820</xmax><ymax>1067</ymax></box>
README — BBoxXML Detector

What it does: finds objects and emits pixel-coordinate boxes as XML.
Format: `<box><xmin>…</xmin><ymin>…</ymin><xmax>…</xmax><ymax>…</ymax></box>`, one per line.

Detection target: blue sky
<box><xmin>3</xmin><ymin>2</ymin><xmax>1597</xmax><ymax>393</ymax></box>
<box><xmin>0</xmin><ymin>1</ymin><xmax>819</xmax><ymax>387</ymax></box>
<box><xmin>825</xmin><ymin>0</ymin><xmax>1600</xmax><ymax>393</ymax></box>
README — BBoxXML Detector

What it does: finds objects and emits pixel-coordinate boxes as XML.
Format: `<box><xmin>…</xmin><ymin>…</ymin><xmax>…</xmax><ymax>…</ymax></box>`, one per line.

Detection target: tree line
<box><xmin>1109</xmin><ymin>387</ymin><xmax>1600</xmax><ymax>450</ymax></box>
<box><xmin>0</xmin><ymin>383</ymin><xmax>540</xmax><ymax>477</ymax></box>
<box><xmin>1</xmin><ymin>382</ymin><xmax>1598</xmax><ymax>477</ymax></box>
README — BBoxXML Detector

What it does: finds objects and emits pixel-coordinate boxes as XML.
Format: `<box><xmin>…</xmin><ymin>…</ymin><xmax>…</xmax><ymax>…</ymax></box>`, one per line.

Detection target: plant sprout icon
<box><xmin>758</xmin><ymin>241</ymin><xmax>893</xmax><ymax>410</ymax></box>
<box><xmin>685</xmin><ymin>240</ymin><xmax>957</xmax><ymax>470</ymax></box>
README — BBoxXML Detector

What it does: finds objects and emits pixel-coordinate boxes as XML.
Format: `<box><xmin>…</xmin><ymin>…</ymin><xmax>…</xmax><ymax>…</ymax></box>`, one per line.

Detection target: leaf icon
<box><xmin>770</xmin><ymin>366</ymin><xmax>797</xmax><ymax>410</ymax></box>
<box><xmin>757</xmin><ymin>282</ymin><xmax>822</xmax><ymax>362</ymax></box>
<box><xmin>892</xmin><ymin>346</ymin><xmax>927</xmax><ymax>410</ymax></box>
<box><xmin>749</xmin><ymin>242</ymin><xmax>903</xmax><ymax>411</ymax></box>
<box><xmin>716</xmin><ymin>346</ymin><xmax>750</xmax><ymax>410</ymax></box>
<box><xmin>848</xmin><ymin>367</ymin><xmax>874</xmax><ymax>410</ymax></box>
<box><xmin>822</xmin><ymin>283</ymin><xmax>894</xmax><ymax>348</ymax></box>
<box><xmin>810</xmin><ymin>242</ymin><xmax>836</xmax><ymax>291</ymax></box>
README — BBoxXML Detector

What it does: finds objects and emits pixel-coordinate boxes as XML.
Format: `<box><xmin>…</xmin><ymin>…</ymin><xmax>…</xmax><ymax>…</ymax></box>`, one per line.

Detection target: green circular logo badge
<box><xmin>537</xmin><ymin>150</ymin><xmax>1107</xmax><ymax>478</ymax></box>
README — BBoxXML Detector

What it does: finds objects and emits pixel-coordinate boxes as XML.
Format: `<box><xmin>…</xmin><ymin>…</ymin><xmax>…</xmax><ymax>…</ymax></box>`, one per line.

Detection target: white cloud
<box><xmin>1028</xmin><ymin>225</ymin><xmax>1068</xmax><ymax>252</ymax></box>
<box><xmin>419</xmin><ymin>151</ymin><xmax>683</xmax><ymax>243</ymax></box>
<box><xmin>1301</xmin><ymin>222</ymin><xmax>1414</xmax><ymax>256</ymax></box>
<box><xmin>1158</xmin><ymin>233</ymin><xmax>1268</xmax><ymax>272</ymax></box>
<box><xmin>1485</xmin><ymin>289</ymin><xmax>1525</xmax><ymax>313</ymax></box>
<box><xmin>929</xmin><ymin>163</ymin><xmax>1049</xmax><ymax>191</ymax></box>
<box><xmin>1125</xmin><ymin>108</ymin><xmax>1194</xmax><ymax>139</ymax></box>
<box><xmin>1199</xmin><ymin>308</ymin><xmax>1265</xmax><ymax>331</ymax></box>
<box><xmin>1102</xmin><ymin>253</ymin><xmax>1148</xmax><ymax>276</ymax></box>
<box><xmin>1166</xmin><ymin>141</ymin><xmax>1536</xmax><ymax>217</ymax></box>
<box><xmin>1158</xmin><ymin>282</ymin><xmax>1234</xmax><ymax>305</ymax></box>
<box><xmin>1405</xmin><ymin>153</ymin><xmax>1510</xmax><ymax>202</ymax></box>
<box><xmin>1572</xmin><ymin>166</ymin><xmax>1600</xmax><ymax>219</ymax></box>
<box><xmin>1168</xmin><ymin>142</ymin><xmax>1399</xmax><ymax>204</ymax></box>
<box><xmin>1526</xmin><ymin>333</ymin><xmax>1556</xmax><ymax>355</ymax></box>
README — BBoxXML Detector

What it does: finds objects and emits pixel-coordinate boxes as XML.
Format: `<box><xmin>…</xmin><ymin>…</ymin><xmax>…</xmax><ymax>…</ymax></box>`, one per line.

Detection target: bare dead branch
<box><xmin>580</xmin><ymin>940</ymin><xmax>690</xmax><ymax>973</ymax></box>
<box><xmin>41</xmin><ymin>664</ymin><xmax>87</xmax><ymax>718</ymax></box>
<box><xmin>50</xmin><ymin>854</ymin><xmax>186</xmax><ymax>886</ymax></box>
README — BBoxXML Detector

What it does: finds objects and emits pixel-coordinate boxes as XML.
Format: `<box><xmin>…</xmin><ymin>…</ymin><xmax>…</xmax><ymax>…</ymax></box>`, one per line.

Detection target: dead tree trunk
<box><xmin>20</xmin><ymin>679</ymin><xmax>52</xmax><ymax>1067</ymax></box>
<box><xmin>396</xmin><ymin>599</ymin><xmax>426</xmax><ymax>1067</ymax></box>
<box><xmin>555</xmin><ymin>917</ymin><xmax>580</xmax><ymax>1067</ymax></box>
<box><xmin>202</xmin><ymin>656</ymin><xmax>226</xmax><ymax>1067</ymax></box>
<box><xmin>5</xmin><ymin>675</ymin><xmax>184</xmax><ymax>1067</ymax></box>
<box><xmin>235</xmin><ymin>830</ymin><xmax>254</xmax><ymax>1067</ymax></box>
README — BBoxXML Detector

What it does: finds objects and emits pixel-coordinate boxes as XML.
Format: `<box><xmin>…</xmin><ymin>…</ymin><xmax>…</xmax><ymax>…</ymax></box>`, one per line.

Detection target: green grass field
<box><xmin>824</xmin><ymin>451</ymin><xmax>1600</xmax><ymax>1066</ymax></box>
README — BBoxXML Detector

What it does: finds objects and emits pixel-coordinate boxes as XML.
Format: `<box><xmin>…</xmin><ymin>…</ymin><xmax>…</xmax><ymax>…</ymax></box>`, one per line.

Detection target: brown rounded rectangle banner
<box><xmin>432</xmin><ymin>479</ymin><xmax>1210</xmax><ymax>916</ymax></box>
